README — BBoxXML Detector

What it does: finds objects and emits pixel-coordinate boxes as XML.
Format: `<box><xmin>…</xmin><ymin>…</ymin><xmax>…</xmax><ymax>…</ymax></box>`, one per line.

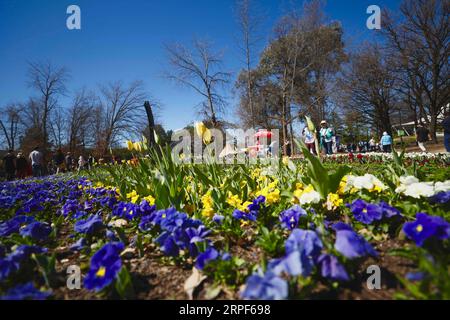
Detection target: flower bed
<box><xmin>1</xmin><ymin>145</ymin><xmax>449</xmax><ymax>300</ymax></box>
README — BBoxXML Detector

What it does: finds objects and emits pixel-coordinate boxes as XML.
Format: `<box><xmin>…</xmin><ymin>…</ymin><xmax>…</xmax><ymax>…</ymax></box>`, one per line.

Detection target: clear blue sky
<box><xmin>0</xmin><ymin>0</ymin><xmax>401</xmax><ymax>131</ymax></box>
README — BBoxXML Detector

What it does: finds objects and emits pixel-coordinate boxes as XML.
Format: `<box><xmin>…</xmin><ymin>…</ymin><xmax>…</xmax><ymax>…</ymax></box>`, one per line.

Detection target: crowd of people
<box><xmin>1</xmin><ymin>147</ymin><xmax>94</xmax><ymax>181</ymax></box>
<box><xmin>302</xmin><ymin>117</ymin><xmax>450</xmax><ymax>156</ymax></box>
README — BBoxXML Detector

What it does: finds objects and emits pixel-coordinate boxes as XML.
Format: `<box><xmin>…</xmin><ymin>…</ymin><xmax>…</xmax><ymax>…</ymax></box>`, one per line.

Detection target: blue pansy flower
<box><xmin>285</xmin><ymin>229</ymin><xmax>323</xmax><ymax>256</ymax></box>
<box><xmin>429</xmin><ymin>191</ymin><xmax>450</xmax><ymax>205</ymax></box>
<box><xmin>379</xmin><ymin>201</ymin><xmax>401</xmax><ymax>218</ymax></box>
<box><xmin>139</xmin><ymin>200</ymin><xmax>156</xmax><ymax>216</ymax></box>
<box><xmin>195</xmin><ymin>247</ymin><xmax>219</xmax><ymax>270</ymax></box>
<box><xmin>331</xmin><ymin>222</ymin><xmax>354</xmax><ymax>231</ymax></box>
<box><xmin>317</xmin><ymin>254</ymin><xmax>349</xmax><ymax>281</ymax></box>
<box><xmin>1</xmin><ymin>282</ymin><xmax>51</xmax><ymax>300</ymax></box>
<box><xmin>74</xmin><ymin>214</ymin><xmax>105</xmax><ymax>235</ymax></box>
<box><xmin>0</xmin><ymin>245</ymin><xmax>47</xmax><ymax>280</ymax></box>
<box><xmin>69</xmin><ymin>238</ymin><xmax>87</xmax><ymax>252</ymax></box>
<box><xmin>60</xmin><ymin>199</ymin><xmax>81</xmax><ymax>216</ymax></box>
<box><xmin>84</xmin><ymin>242</ymin><xmax>124</xmax><ymax>291</ymax></box>
<box><xmin>279</xmin><ymin>205</ymin><xmax>307</xmax><ymax>230</ymax></box>
<box><xmin>232</xmin><ymin>209</ymin><xmax>257</xmax><ymax>221</ymax></box>
<box><xmin>212</xmin><ymin>214</ymin><xmax>224</xmax><ymax>224</ymax></box>
<box><xmin>405</xmin><ymin>271</ymin><xmax>427</xmax><ymax>282</ymax></box>
<box><xmin>402</xmin><ymin>212</ymin><xmax>450</xmax><ymax>247</ymax></box>
<box><xmin>334</xmin><ymin>229</ymin><xmax>378</xmax><ymax>259</ymax></box>
<box><xmin>241</xmin><ymin>270</ymin><xmax>288</xmax><ymax>300</ymax></box>
<box><xmin>19</xmin><ymin>221</ymin><xmax>52</xmax><ymax>241</ymax></box>
<box><xmin>270</xmin><ymin>229</ymin><xmax>323</xmax><ymax>277</ymax></box>
<box><xmin>347</xmin><ymin>199</ymin><xmax>382</xmax><ymax>224</ymax></box>
<box><xmin>0</xmin><ymin>215</ymin><xmax>35</xmax><ymax>237</ymax></box>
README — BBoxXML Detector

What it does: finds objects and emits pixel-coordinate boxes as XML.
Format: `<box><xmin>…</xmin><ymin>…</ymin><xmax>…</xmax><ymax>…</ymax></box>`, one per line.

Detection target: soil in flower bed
<box><xmin>48</xmin><ymin>238</ymin><xmax>412</xmax><ymax>300</ymax></box>
<box><xmin>310</xmin><ymin>239</ymin><xmax>414</xmax><ymax>300</ymax></box>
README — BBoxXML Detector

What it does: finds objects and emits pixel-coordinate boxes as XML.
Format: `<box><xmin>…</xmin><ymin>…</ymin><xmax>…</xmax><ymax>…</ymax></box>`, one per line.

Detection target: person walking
<box><xmin>415</xmin><ymin>124</ymin><xmax>431</xmax><ymax>152</ymax></box>
<box><xmin>369</xmin><ymin>137</ymin><xmax>376</xmax><ymax>152</ymax></box>
<box><xmin>54</xmin><ymin>149</ymin><xmax>65</xmax><ymax>173</ymax></box>
<box><xmin>15</xmin><ymin>152</ymin><xmax>28</xmax><ymax>179</ymax></box>
<box><xmin>380</xmin><ymin>132</ymin><xmax>392</xmax><ymax>153</ymax></box>
<box><xmin>29</xmin><ymin>146</ymin><xmax>43</xmax><ymax>177</ymax></box>
<box><xmin>319</xmin><ymin>120</ymin><xmax>334</xmax><ymax>155</ymax></box>
<box><xmin>78</xmin><ymin>155</ymin><xmax>88</xmax><ymax>172</ymax></box>
<box><xmin>3</xmin><ymin>150</ymin><xmax>16</xmax><ymax>180</ymax></box>
<box><xmin>65</xmin><ymin>152</ymin><xmax>73</xmax><ymax>172</ymax></box>
<box><xmin>442</xmin><ymin>112</ymin><xmax>450</xmax><ymax>152</ymax></box>
<box><xmin>302</xmin><ymin>126</ymin><xmax>316</xmax><ymax>155</ymax></box>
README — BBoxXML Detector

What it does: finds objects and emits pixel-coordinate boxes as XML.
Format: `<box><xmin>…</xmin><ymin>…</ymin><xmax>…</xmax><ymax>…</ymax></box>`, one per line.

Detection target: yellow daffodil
<box><xmin>195</xmin><ymin>121</ymin><xmax>212</xmax><ymax>144</ymax></box>
<box><xmin>126</xmin><ymin>140</ymin><xmax>133</xmax><ymax>151</ymax></box>
<box><xmin>226</xmin><ymin>193</ymin><xmax>242</xmax><ymax>208</ymax></box>
<box><xmin>201</xmin><ymin>190</ymin><xmax>215</xmax><ymax>218</ymax></box>
<box><xmin>133</xmin><ymin>141</ymin><xmax>142</xmax><ymax>152</ymax></box>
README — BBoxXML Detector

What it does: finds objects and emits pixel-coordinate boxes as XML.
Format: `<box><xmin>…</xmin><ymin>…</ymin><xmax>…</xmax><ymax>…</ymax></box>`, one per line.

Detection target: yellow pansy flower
<box><xmin>326</xmin><ymin>192</ymin><xmax>343</xmax><ymax>210</ymax></box>
<box><xmin>143</xmin><ymin>195</ymin><xmax>155</xmax><ymax>205</ymax></box>
<box><xmin>126</xmin><ymin>190</ymin><xmax>139</xmax><ymax>204</ymax></box>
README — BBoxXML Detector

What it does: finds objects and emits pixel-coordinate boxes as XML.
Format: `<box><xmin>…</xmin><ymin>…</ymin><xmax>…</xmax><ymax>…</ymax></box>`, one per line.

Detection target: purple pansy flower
<box><xmin>19</xmin><ymin>221</ymin><xmax>52</xmax><ymax>241</ymax></box>
<box><xmin>1</xmin><ymin>282</ymin><xmax>51</xmax><ymax>300</ymax></box>
<box><xmin>317</xmin><ymin>254</ymin><xmax>349</xmax><ymax>281</ymax></box>
<box><xmin>347</xmin><ymin>199</ymin><xmax>382</xmax><ymax>224</ymax></box>
<box><xmin>241</xmin><ymin>270</ymin><xmax>288</xmax><ymax>300</ymax></box>
<box><xmin>84</xmin><ymin>242</ymin><xmax>124</xmax><ymax>291</ymax></box>
<box><xmin>74</xmin><ymin>214</ymin><xmax>105</xmax><ymax>235</ymax></box>
<box><xmin>402</xmin><ymin>213</ymin><xmax>450</xmax><ymax>247</ymax></box>
<box><xmin>279</xmin><ymin>205</ymin><xmax>307</xmax><ymax>230</ymax></box>
<box><xmin>334</xmin><ymin>230</ymin><xmax>378</xmax><ymax>259</ymax></box>
<box><xmin>195</xmin><ymin>247</ymin><xmax>219</xmax><ymax>270</ymax></box>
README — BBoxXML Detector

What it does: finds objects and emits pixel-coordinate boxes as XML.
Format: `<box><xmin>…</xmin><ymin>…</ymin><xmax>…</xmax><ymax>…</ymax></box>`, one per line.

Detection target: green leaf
<box><xmin>115</xmin><ymin>266</ymin><xmax>135</xmax><ymax>299</ymax></box>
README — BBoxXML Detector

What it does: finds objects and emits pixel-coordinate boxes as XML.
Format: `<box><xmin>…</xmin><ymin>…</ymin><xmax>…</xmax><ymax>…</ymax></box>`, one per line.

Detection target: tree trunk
<box><xmin>144</xmin><ymin>101</ymin><xmax>155</xmax><ymax>147</ymax></box>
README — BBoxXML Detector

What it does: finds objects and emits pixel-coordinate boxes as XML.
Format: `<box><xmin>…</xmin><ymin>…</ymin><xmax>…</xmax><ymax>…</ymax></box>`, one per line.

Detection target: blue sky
<box><xmin>0</xmin><ymin>0</ymin><xmax>401</xmax><ymax>131</ymax></box>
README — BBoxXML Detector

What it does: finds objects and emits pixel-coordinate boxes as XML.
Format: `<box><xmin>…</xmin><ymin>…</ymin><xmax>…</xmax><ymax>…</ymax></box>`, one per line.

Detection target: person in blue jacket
<box><xmin>380</xmin><ymin>131</ymin><xmax>392</xmax><ymax>153</ymax></box>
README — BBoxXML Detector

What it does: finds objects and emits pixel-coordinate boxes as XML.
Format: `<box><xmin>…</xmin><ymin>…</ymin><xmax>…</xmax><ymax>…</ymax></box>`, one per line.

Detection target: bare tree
<box><xmin>66</xmin><ymin>89</ymin><xmax>98</xmax><ymax>152</ymax></box>
<box><xmin>338</xmin><ymin>44</ymin><xmax>397</xmax><ymax>136</ymax></box>
<box><xmin>383</xmin><ymin>0</ymin><xmax>449</xmax><ymax>141</ymax></box>
<box><xmin>49</xmin><ymin>107</ymin><xmax>66</xmax><ymax>149</ymax></box>
<box><xmin>98</xmin><ymin>81</ymin><xmax>147</xmax><ymax>153</ymax></box>
<box><xmin>0</xmin><ymin>104</ymin><xmax>23</xmax><ymax>150</ymax></box>
<box><xmin>165</xmin><ymin>39</ymin><xmax>231</xmax><ymax>126</ymax></box>
<box><xmin>235</xmin><ymin>0</ymin><xmax>263</xmax><ymax>129</ymax></box>
<box><xmin>27</xmin><ymin>61</ymin><xmax>69</xmax><ymax>149</ymax></box>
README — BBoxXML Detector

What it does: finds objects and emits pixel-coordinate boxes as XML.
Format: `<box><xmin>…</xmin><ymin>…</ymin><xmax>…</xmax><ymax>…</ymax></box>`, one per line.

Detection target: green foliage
<box><xmin>295</xmin><ymin>140</ymin><xmax>350</xmax><ymax>198</ymax></box>
<box><xmin>255</xmin><ymin>226</ymin><xmax>285</xmax><ymax>257</ymax></box>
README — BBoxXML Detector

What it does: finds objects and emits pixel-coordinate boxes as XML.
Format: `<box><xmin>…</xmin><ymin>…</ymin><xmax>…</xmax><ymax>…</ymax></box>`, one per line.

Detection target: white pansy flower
<box><xmin>402</xmin><ymin>182</ymin><xmax>435</xmax><ymax>199</ymax></box>
<box><xmin>399</xmin><ymin>175</ymin><xmax>419</xmax><ymax>186</ymax></box>
<box><xmin>434</xmin><ymin>181</ymin><xmax>450</xmax><ymax>193</ymax></box>
<box><xmin>345</xmin><ymin>174</ymin><xmax>386</xmax><ymax>191</ymax></box>
<box><xmin>299</xmin><ymin>190</ymin><xmax>321</xmax><ymax>205</ymax></box>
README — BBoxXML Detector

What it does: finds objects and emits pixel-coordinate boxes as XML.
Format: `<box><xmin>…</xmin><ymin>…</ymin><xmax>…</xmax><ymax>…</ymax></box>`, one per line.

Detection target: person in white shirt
<box><xmin>302</xmin><ymin>127</ymin><xmax>316</xmax><ymax>155</ymax></box>
<box><xmin>29</xmin><ymin>146</ymin><xmax>43</xmax><ymax>177</ymax></box>
<box><xmin>78</xmin><ymin>155</ymin><xmax>87</xmax><ymax>171</ymax></box>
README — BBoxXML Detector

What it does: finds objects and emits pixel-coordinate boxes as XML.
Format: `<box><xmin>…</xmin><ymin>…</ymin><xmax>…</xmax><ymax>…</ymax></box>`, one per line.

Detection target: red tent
<box><xmin>254</xmin><ymin>130</ymin><xmax>272</xmax><ymax>138</ymax></box>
